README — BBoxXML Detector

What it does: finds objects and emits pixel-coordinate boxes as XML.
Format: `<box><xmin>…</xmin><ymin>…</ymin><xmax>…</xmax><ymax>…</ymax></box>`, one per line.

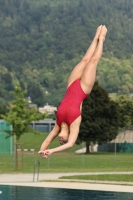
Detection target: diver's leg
<box><xmin>67</xmin><ymin>25</ymin><xmax>102</xmax><ymax>87</ymax></box>
<box><xmin>80</xmin><ymin>25</ymin><xmax>107</xmax><ymax>94</ymax></box>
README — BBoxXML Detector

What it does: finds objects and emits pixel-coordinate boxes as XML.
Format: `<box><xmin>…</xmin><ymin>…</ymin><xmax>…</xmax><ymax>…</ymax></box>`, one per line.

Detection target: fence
<box><xmin>0</xmin><ymin>120</ymin><xmax>13</xmax><ymax>154</ymax></box>
<box><xmin>98</xmin><ymin>129</ymin><xmax>133</xmax><ymax>152</ymax></box>
<box><xmin>98</xmin><ymin>142</ymin><xmax>133</xmax><ymax>152</ymax></box>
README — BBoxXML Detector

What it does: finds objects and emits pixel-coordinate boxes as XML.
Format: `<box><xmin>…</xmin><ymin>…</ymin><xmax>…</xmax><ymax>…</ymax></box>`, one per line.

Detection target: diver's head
<box><xmin>58</xmin><ymin>122</ymin><xmax>69</xmax><ymax>145</ymax></box>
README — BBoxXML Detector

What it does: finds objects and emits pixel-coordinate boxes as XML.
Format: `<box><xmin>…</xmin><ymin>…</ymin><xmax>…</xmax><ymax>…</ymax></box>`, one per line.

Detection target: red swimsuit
<box><xmin>56</xmin><ymin>79</ymin><xmax>88</xmax><ymax>127</ymax></box>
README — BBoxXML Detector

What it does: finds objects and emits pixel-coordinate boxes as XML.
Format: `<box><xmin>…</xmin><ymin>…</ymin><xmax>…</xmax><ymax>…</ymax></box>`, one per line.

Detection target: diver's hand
<box><xmin>38</xmin><ymin>149</ymin><xmax>53</xmax><ymax>158</ymax></box>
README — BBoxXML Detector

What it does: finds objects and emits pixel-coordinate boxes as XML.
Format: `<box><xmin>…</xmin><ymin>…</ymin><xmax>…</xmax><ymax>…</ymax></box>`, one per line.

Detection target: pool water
<box><xmin>0</xmin><ymin>185</ymin><xmax>133</xmax><ymax>200</ymax></box>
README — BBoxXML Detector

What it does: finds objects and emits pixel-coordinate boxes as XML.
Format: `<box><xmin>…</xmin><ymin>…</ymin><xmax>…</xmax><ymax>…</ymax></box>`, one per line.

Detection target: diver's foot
<box><xmin>99</xmin><ymin>25</ymin><xmax>107</xmax><ymax>41</ymax></box>
<box><xmin>95</xmin><ymin>25</ymin><xmax>103</xmax><ymax>40</ymax></box>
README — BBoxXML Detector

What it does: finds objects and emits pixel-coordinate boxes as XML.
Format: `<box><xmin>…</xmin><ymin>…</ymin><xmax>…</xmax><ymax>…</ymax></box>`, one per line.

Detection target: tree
<box><xmin>116</xmin><ymin>95</ymin><xmax>133</xmax><ymax>128</ymax></box>
<box><xmin>0</xmin><ymin>106</ymin><xmax>6</xmax><ymax>117</ymax></box>
<box><xmin>2</xmin><ymin>0</ymin><xmax>133</xmax><ymax>106</ymax></box>
<box><xmin>77</xmin><ymin>82</ymin><xmax>120</xmax><ymax>154</ymax></box>
<box><xmin>1</xmin><ymin>83</ymin><xmax>46</xmax><ymax>168</ymax></box>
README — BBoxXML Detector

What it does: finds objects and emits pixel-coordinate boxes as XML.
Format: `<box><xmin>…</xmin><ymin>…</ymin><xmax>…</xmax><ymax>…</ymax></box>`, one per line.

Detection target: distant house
<box><xmin>39</xmin><ymin>103</ymin><xmax>57</xmax><ymax>115</ymax></box>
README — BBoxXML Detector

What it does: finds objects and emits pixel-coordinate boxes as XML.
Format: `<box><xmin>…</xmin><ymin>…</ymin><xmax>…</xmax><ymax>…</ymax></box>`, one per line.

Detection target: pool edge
<box><xmin>0</xmin><ymin>182</ymin><xmax>133</xmax><ymax>193</ymax></box>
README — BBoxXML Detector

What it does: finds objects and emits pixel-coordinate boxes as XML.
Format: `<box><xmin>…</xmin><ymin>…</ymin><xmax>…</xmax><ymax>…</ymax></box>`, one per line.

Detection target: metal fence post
<box><xmin>33</xmin><ymin>160</ymin><xmax>40</xmax><ymax>182</ymax></box>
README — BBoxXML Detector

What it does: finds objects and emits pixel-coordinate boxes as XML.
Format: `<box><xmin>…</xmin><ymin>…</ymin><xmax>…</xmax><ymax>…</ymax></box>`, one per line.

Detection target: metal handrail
<box><xmin>33</xmin><ymin>160</ymin><xmax>40</xmax><ymax>182</ymax></box>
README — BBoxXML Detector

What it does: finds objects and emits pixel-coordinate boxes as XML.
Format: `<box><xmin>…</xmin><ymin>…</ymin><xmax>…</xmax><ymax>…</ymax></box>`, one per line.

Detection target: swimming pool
<box><xmin>0</xmin><ymin>185</ymin><xmax>133</xmax><ymax>200</ymax></box>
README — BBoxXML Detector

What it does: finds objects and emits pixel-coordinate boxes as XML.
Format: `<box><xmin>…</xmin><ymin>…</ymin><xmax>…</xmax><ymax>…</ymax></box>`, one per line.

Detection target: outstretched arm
<box><xmin>39</xmin><ymin>127</ymin><xmax>79</xmax><ymax>158</ymax></box>
<box><xmin>38</xmin><ymin>123</ymin><xmax>60</xmax><ymax>154</ymax></box>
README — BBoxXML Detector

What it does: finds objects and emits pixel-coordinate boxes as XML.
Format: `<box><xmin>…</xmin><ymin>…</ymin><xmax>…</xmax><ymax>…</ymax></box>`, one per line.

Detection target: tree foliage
<box><xmin>1</xmin><ymin>0</ymin><xmax>133</xmax><ymax>106</ymax></box>
<box><xmin>0</xmin><ymin>106</ymin><xmax>6</xmax><ymax>117</ymax></box>
<box><xmin>1</xmin><ymin>83</ymin><xmax>46</xmax><ymax>141</ymax></box>
<box><xmin>116</xmin><ymin>95</ymin><xmax>133</xmax><ymax>128</ymax></box>
<box><xmin>77</xmin><ymin>82</ymin><xmax>120</xmax><ymax>153</ymax></box>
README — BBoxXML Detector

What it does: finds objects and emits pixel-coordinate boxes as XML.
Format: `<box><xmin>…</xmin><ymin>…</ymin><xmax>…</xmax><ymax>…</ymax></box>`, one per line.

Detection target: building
<box><xmin>31</xmin><ymin>118</ymin><xmax>56</xmax><ymax>133</ymax></box>
<box><xmin>39</xmin><ymin>103</ymin><xmax>57</xmax><ymax>115</ymax></box>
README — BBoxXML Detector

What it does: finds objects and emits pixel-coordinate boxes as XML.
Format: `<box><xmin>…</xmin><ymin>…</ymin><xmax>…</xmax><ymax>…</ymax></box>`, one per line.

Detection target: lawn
<box><xmin>59</xmin><ymin>174</ymin><xmax>133</xmax><ymax>182</ymax></box>
<box><xmin>0</xmin><ymin>132</ymin><xmax>133</xmax><ymax>173</ymax></box>
<box><xmin>19</xmin><ymin>132</ymin><xmax>80</xmax><ymax>152</ymax></box>
<box><xmin>0</xmin><ymin>152</ymin><xmax>133</xmax><ymax>173</ymax></box>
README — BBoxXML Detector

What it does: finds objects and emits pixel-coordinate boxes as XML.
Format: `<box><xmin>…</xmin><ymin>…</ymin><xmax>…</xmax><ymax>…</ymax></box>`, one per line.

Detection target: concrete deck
<box><xmin>0</xmin><ymin>172</ymin><xmax>133</xmax><ymax>193</ymax></box>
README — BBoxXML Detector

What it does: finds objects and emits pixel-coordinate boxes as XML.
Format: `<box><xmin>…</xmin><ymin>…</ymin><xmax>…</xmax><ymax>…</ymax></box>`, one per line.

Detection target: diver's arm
<box><xmin>39</xmin><ymin>127</ymin><xmax>79</xmax><ymax>157</ymax></box>
<box><xmin>39</xmin><ymin>123</ymin><xmax>60</xmax><ymax>152</ymax></box>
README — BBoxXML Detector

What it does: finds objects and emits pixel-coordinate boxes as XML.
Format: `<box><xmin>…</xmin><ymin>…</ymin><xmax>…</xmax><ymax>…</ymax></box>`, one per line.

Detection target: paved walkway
<box><xmin>0</xmin><ymin>172</ymin><xmax>133</xmax><ymax>193</ymax></box>
<box><xmin>1</xmin><ymin>172</ymin><xmax>133</xmax><ymax>182</ymax></box>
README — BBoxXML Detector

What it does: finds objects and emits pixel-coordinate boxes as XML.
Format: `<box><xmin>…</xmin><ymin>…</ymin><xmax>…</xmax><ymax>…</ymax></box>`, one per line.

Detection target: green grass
<box><xmin>0</xmin><ymin>152</ymin><xmax>133</xmax><ymax>173</ymax></box>
<box><xmin>0</xmin><ymin>132</ymin><xmax>133</xmax><ymax>174</ymax></box>
<box><xmin>59</xmin><ymin>174</ymin><xmax>133</xmax><ymax>182</ymax></box>
<box><xmin>19</xmin><ymin>132</ymin><xmax>80</xmax><ymax>152</ymax></box>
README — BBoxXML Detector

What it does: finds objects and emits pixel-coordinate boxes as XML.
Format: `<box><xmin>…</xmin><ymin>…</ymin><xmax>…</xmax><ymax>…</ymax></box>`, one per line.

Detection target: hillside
<box><xmin>1</xmin><ymin>0</ymin><xmax>133</xmax><ymax>106</ymax></box>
